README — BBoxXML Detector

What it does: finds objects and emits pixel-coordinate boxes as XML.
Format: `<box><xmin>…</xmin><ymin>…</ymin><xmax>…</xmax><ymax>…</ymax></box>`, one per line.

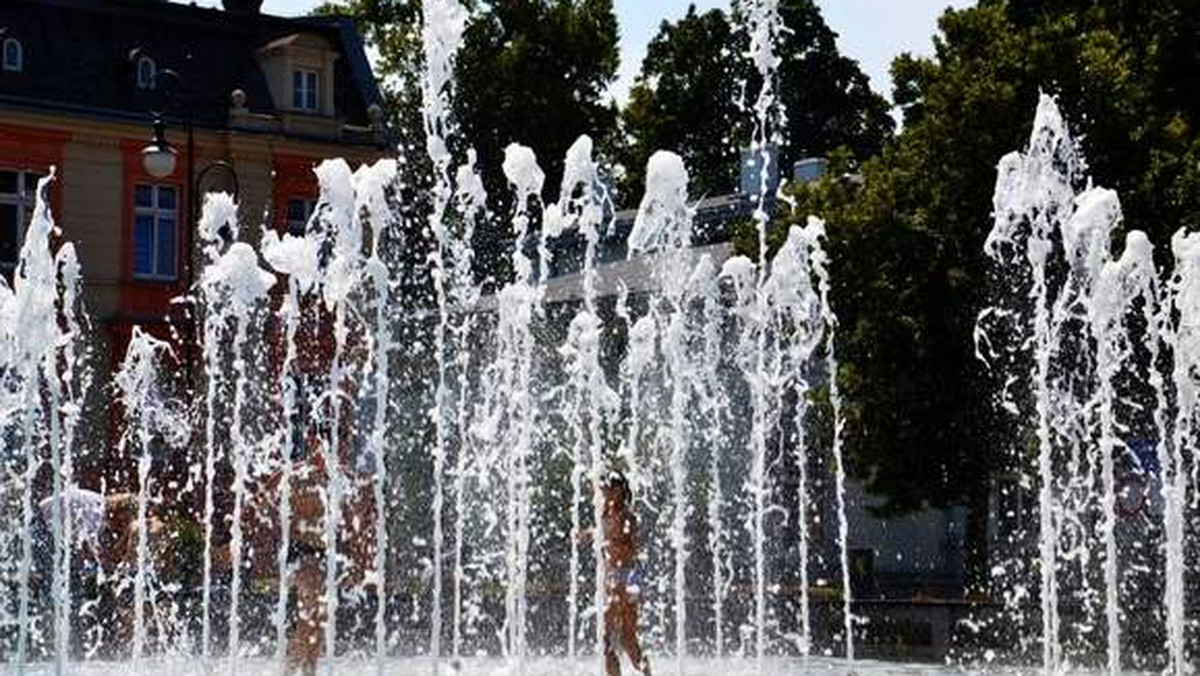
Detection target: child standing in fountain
<box><xmin>282</xmin><ymin>432</ymin><xmax>330</xmax><ymax>676</ymax></box>
<box><xmin>590</xmin><ymin>471</ymin><xmax>653</xmax><ymax>676</ymax></box>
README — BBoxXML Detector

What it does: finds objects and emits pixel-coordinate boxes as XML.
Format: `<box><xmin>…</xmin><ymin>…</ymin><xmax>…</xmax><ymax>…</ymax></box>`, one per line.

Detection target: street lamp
<box><xmin>139</xmin><ymin>68</ymin><xmax>241</xmax><ymax>284</ymax></box>
<box><xmin>139</xmin><ymin>66</ymin><xmax>241</xmax><ymax>398</ymax></box>
<box><xmin>141</xmin><ymin>116</ymin><xmax>177</xmax><ymax>179</ymax></box>
<box><xmin>140</xmin><ymin>115</ymin><xmax>240</xmax><ymax>223</ymax></box>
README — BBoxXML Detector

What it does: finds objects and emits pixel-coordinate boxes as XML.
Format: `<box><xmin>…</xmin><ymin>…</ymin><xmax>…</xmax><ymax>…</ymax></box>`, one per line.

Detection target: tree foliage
<box><xmin>454</xmin><ymin>0</ymin><xmax>620</xmax><ymax>212</ymax></box>
<box><xmin>770</xmin><ymin>0</ymin><xmax>894</xmax><ymax>175</ymax></box>
<box><xmin>618</xmin><ymin>7</ymin><xmax>745</xmax><ymax>201</ymax></box>
<box><xmin>619</xmin><ymin>0</ymin><xmax>893</xmax><ymax>205</ymax></box>
<box><xmin>767</xmin><ymin>0</ymin><xmax>1200</xmax><ymax>523</ymax></box>
<box><xmin>317</xmin><ymin>0</ymin><xmax>619</xmax><ymax>216</ymax></box>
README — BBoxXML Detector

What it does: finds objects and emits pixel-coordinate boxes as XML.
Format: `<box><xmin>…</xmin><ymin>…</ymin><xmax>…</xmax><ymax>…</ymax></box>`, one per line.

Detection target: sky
<box><xmin>189</xmin><ymin>0</ymin><xmax>974</xmax><ymax>104</ymax></box>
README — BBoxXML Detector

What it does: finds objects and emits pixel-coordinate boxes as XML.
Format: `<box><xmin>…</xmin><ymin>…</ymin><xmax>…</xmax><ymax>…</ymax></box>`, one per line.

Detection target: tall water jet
<box><xmin>494</xmin><ymin>142</ymin><xmax>546</xmax><ymax>667</ymax></box>
<box><xmin>419</xmin><ymin>1</ymin><xmax>469</xmax><ymax>667</ymax></box>
<box><xmin>2</xmin><ymin>171</ymin><xmax>86</xmax><ymax>676</ymax></box>
<box><xmin>1092</xmin><ymin>227</ymin><xmax>1159</xmax><ymax>674</ymax></box>
<box><xmin>737</xmin><ymin>0</ymin><xmax>841</xmax><ymax>664</ymax></box>
<box><xmin>449</xmin><ymin>150</ymin><xmax>485</xmax><ymax>660</ymax></box>
<box><xmin>355</xmin><ymin>159</ymin><xmax>400</xmax><ymax>676</ymax></box>
<box><xmin>616</xmin><ymin>285</ymin><xmax>656</xmax><ymax>654</ymax></box>
<box><xmin>718</xmin><ymin>252</ymin><xmax>758</xmax><ymax>658</ymax></box>
<box><xmin>313</xmin><ymin>159</ymin><xmax>363</xmax><ymax>676</ymax></box>
<box><xmin>721</xmin><ymin>215</ymin><xmax>838</xmax><ymax>666</ymax></box>
<box><xmin>559</xmin><ymin>309</ymin><xmax>615</xmax><ymax>665</ymax></box>
<box><xmin>196</xmin><ymin>196</ymin><xmax>233</xmax><ymax>662</ymax></box>
<box><xmin>1164</xmin><ymin>228</ymin><xmax>1200</xmax><ymax>676</ymax></box>
<box><xmin>261</xmin><ymin>217</ymin><xmax>323</xmax><ymax>664</ymax></box>
<box><xmin>52</xmin><ymin>240</ymin><xmax>90</xmax><ymax>673</ymax></box>
<box><xmin>984</xmin><ymin>94</ymin><xmax>1083</xmax><ymax>674</ymax></box>
<box><xmin>691</xmin><ymin>256</ymin><xmax>729</xmax><ymax>658</ymax></box>
<box><xmin>550</xmin><ymin>134</ymin><xmax>614</xmax><ymax>668</ymax></box>
<box><xmin>768</xmin><ymin>219</ymin><xmax>834</xmax><ymax>663</ymax></box>
<box><xmin>197</xmin><ymin>193</ymin><xmax>275</xmax><ymax>672</ymax></box>
<box><xmin>262</xmin><ymin>161</ymin><xmax>372</xmax><ymax>673</ymax></box>
<box><xmin>980</xmin><ymin>93</ymin><xmax>1200</xmax><ymax>674</ymax></box>
<box><xmin>628</xmin><ymin>150</ymin><xmax>694</xmax><ymax>673</ymax></box>
<box><xmin>115</xmin><ymin>327</ymin><xmax>187</xmax><ymax>665</ymax></box>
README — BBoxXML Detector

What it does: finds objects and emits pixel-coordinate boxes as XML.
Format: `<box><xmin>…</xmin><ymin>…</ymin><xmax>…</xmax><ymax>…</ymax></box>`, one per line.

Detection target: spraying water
<box><xmin>115</xmin><ymin>328</ymin><xmax>188</xmax><ymax>665</ymax></box>
<box><xmin>2</xmin><ymin>171</ymin><xmax>90</xmax><ymax>676</ymax></box>
<box><xmin>550</xmin><ymin>134</ymin><xmax>615</xmax><ymax>671</ymax></box>
<box><xmin>261</xmin><ymin>220</ymin><xmax>320</xmax><ymax>663</ymax></box>
<box><xmin>628</xmin><ymin>150</ymin><xmax>695</xmax><ymax>675</ymax></box>
<box><xmin>420</xmin><ymin>2</ymin><xmax>470</xmax><ymax>669</ymax></box>
<box><xmin>13</xmin><ymin>5</ymin><xmax>1165</xmax><ymax>676</ymax></box>
<box><xmin>1162</xmin><ymin>229</ymin><xmax>1199</xmax><ymax>676</ymax></box>
<box><xmin>357</xmin><ymin>159</ymin><xmax>400</xmax><ymax>675</ymax></box>
<box><xmin>981</xmin><ymin>93</ymin><xmax>1197</xmax><ymax>675</ymax></box>
<box><xmin>984</xmin><ymin>94</ymin><xmax>1083</xmax><ymax>673</ymax></box>
<box><xmin>495</xmin><ymin>142</ymin><xmax>546</xmax><ymax>668</ymax></box>
<box><xmin>196</xmin><ymin>193</ymin><xmax>276</xmax><ymax>672</ymax></box>
<box><xmin>450</xmin><ymin>150</ymin><xmax>485</xmax><ymax>660</ymax></box>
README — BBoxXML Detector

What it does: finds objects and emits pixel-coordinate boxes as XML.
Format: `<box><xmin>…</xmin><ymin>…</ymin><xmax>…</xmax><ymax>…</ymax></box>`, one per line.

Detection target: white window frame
<box><xmin>2</xmin><ymin>38</ymin><xmax>22</xmax><ymax>73</ymax></box>
<box><xmin>293</xmin><ymin>69</ymin><xmax>319</xmax><ymax>112</ymax></box>
<box><xmin>132</xmin><ymin>184</ymin><xmax>179</xmax><ymax>281</ymax></box>
<box><xmin>137</xmin><ymin>55</ymin><xmax>156</xmax><ymax>90</ymax></box>
<box><xmin>0</xmin><ymin>169</ymin><xmax>41</xmax><ymax>272</ymax></box>
<box><xmin>285</xmin><ymin>197</ymin><xmax>317</xmax><ymax>236</ymax></box>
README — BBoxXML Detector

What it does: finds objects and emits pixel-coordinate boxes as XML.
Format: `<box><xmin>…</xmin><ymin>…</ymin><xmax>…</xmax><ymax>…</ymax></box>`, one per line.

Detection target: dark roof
<box><xmin>0</xmin><ymin>0</ymin><xmax>384</xmax><ymax>139</ymax></box>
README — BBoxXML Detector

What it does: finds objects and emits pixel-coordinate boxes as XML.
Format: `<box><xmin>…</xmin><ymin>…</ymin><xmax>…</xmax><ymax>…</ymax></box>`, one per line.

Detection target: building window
<box><xmin>137</xmin><ymin>56</ymin><xmax>156</xmax><ymax>90</ymax></box>
<box><xmin>132</xmin><ymin>184</ymin><xmax>178</xmax><ymax>280</ymax></box>
<box><xmin>286</xmin><ymin>197</ymin><xmax>316</xmax><ymax>236</ymax></box>
<box><xmin>292</xmin><ymin>69</ymin><xmax>318</xmax><ymax>111</ymax></box>
<box><xmin>2</xmin><ymin>39</ymin><xmax>22</xmax><ymax>73</ymax></box>
<box><xmin>0</xmin><ymin>170</ymin><xmax>43</xmax><ymax>271</ymax></box>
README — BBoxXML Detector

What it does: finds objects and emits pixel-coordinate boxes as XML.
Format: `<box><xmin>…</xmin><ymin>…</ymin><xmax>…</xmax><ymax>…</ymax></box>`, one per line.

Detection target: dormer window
<box><xmin>257</xmin><ymin>33</ymin><xmax>339</xmax><ymax>123</ymax></box>
<box><xmin>293</xmin><ymin>69</ymin><xmax>318</xmax><ymax>111</ymax></box>
<box><xmin>137</xmin><ymin>56</ymin><xmax>157</xmax><ymax>90</ymax></box>
<box><xmin>2</xmin><ymin>39</ymin><xmax>22</xmax><ymax>73</ymax></box>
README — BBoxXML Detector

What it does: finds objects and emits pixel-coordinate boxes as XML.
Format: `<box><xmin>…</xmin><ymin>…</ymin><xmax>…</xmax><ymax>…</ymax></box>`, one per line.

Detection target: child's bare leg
<box><xmin>604</xmin><ymin>600</ymin><xmax>622</xmax><ymax>676</ymax></box>
<box><xmin>287</xmin><ymin>558</ymin><xmax>324</xmax><ymax>676</ymax></box>
<box><xmin>604</xmin><ymin>636</ymin><xmax>622</xmax><ymax>676</ymax></box>
<box><xmin>621</xmin><ymin>599</ymin><xmax>650</xmax><ymax>676</ymax></box>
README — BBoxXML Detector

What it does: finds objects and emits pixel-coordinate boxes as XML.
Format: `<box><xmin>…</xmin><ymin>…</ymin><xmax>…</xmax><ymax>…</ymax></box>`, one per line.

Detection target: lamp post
<box><xmin>139</xmin><ymin>69</ymin><xmax>243</xmax><ymax>659</ymax></box>
<box><xmin>140</xmin><ymin>69</ymin><xmax>240</xmax><ymax>398</ymax></box>
<box><xmin>140</xmin><ymin>68</ymin><xmax>240</xmax><ymax>291</ymax></box>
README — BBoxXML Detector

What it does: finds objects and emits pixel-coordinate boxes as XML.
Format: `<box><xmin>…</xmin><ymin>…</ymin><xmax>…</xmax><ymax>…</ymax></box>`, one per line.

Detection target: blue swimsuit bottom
<box><xmin>607</xmin><ymin>566</ymin><xmax>643</xmax><ymax>596</ymax></box>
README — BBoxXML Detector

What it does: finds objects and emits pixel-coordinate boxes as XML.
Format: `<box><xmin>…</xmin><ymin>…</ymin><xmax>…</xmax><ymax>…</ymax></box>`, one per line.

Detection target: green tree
<box><xmin>454</xmin><ymin>0</ymin><xmax>620</xmax><ymax>213</ymax></box>
<box><xmin>619</xmin><ymin>7</ymin><xmax>746</xmax><ymax>201</ymax></box>
<box><xmin>758</xmin><ymin>0</ymin><xmax>1200</xmax><ymax>590</ymax></box>
<box><xmin>771</xmin><ymin>0</ymin><xmax>894</xmax><ymax>174</ymax></box>
<box><xmin>620</xmin><ymin>1</ymin><xmax>893</xmax><ymax>206</ymax></box>
<box><xmin>317</xmin><ymin>0</ymin><xmax>618</xmax><ymax>212</ymax></box>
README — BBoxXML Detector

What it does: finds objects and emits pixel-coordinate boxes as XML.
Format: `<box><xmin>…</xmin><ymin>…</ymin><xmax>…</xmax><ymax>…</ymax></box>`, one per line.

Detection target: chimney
<box><xmin>222</xmin><ymin>0</ymin><xmax>264</xmax><ymax>14</ymax></box>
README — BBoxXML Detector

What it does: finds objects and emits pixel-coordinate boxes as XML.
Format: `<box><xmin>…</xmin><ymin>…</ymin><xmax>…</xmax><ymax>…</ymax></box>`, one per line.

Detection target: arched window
<box><xmin>136</xmin><ymin>55</ymin><xmax>156</xmax><ymax>90</ymax></box>
<box><xmin>2</xmin><ymin>39</ymin><xmax>22</xmax><ymax>73</ymax></box>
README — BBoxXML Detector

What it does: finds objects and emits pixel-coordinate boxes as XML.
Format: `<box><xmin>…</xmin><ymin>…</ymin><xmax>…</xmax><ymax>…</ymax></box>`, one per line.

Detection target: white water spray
<box><xmin>420</xmin><ymin>2</ymin><xmax>470</xmax><ymax>667</ymax></box>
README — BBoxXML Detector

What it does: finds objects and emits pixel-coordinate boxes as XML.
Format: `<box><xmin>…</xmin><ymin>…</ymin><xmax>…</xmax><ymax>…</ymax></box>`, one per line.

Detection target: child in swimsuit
<box><xmin>599</xmin><ymin>471</ymin><xmax>652</xmax><ymax>676</ymax></box>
